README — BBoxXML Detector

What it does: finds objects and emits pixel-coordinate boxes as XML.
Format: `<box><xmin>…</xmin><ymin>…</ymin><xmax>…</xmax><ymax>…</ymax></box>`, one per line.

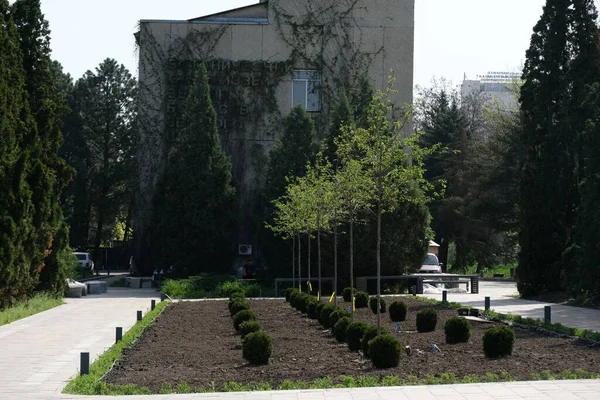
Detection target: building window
<box><xmin>292</xmin><ymin>70</ymin><xmax>321</xmax><ymax>112</ymax></box>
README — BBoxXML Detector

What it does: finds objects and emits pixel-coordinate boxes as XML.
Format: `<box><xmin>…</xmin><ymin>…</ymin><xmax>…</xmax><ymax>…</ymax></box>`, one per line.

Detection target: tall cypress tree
<box><xmin>323</xmin><ymin>88</ymin><xmax>354</xmax><ymax>169</ymax></box>
<box><xmin>0</xmin><ymin>1</ymin><xmax>36</xmax><ymax>307</ymax></box>
<box><xmin>11</xmin><ymin>0</ymin><xmax>72</xmax><ymax>292</ymax></box>
<box><xmin>519</xmin><ymin>0</ymin><xmax>600</xmax><ymax>296</ymax></box>
<box><xmin>150</xmin><ymin>63</ymin><xmax>236</xmax><ymax>274</ymax></box>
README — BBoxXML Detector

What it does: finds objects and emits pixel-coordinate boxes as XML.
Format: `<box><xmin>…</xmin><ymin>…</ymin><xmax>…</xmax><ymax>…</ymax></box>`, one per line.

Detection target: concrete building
<box><xmin>461</xmin><ymin>71</ymin><xmax>520</xmax><ymax>112</ymax></box>
<box><xmin>134</xmin><ymin>0</ymin><xmax>415</xmax><ymax>271</ymax></box>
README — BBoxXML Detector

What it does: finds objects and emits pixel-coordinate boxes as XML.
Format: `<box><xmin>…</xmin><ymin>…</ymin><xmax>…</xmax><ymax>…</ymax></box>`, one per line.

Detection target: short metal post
<box><xmin>160</xmin><ymin>293</ymin><xmax>166</xmax><ymax>302</ymax></box>
<box><xmin>544</xmin><ymin>306</ymin><xmax>551</xmax><ymax>324</ymax></box>
<box><xmin>442</xmin><ymin>290</ymin><xmax>447</xmax><ymax>303</ymax></box>
<box><xmin>137</xmin><ymin>310</ymin><xmax>142</xmax><ymax>321</ymax></box>
<box><xmin>116</xmin><ymin>327</ymin><xmax>123</xmax><ymax>343</ymax></box>
<box><xmin>485</xmin><ymin>296</ymin><xmax>491</xmax><ymax>311</ymax></box>
<box><xmin>151</xmin><ymin>299</ymin><xmax>156</xmax><ymax>311</ymax></box>
<box><xmin>80</xmin><ymin>352</ymin><xmax>89</xmax><ymax>375</ymax></box>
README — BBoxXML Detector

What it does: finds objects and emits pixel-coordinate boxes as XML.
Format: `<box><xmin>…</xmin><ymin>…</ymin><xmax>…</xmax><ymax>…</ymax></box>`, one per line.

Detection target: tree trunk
<box><xmin>292</xmin><ymin>235</ymin><xmax>296</xmax><ymax>289</ymax></box>
<box><xmin>334</xmin><ymin>223</ymin><xmax>338</xmax><ymax>306</ymax></box>
<box><xmin>297</xmin><ymin>233</ymin><xmax>301</xmax><ymax>291</ymax></box>
<box><xmin>377</xmin><ymin>203</ymin><xmax>382</xmax><ymax>335</ymax></box>
<box><xmin>350</xmin><ymin>216</ymin><xmax>354</xmax><ymax>320</ymax></box>
<box><xmin>307</xmin><ymin>232</ymin><xmax>311</xmax><ymax>293</ymax></box>
<box><xmin>318</xmin><ymin>229</ymin><xmax>322</xmax><ymax>297</ymax></box>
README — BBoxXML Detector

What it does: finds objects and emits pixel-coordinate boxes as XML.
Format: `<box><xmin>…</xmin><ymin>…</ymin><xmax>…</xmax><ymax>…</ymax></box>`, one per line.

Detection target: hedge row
<box><xmin>229</xmin><ymin>290</ymin><xmax>272</xmax><ymax>365</ymax></box>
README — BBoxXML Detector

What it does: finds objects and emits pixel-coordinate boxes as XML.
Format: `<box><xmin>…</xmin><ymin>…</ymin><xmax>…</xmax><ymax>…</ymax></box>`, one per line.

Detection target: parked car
<box><xmin>73</xmin><ymin>252</ymin><xmax>94</xmax><ymax>272</ymax></box>
<box><xmin>418</xmin><ymin>253</ymin><xmax>442</xmax><ymax>274</ymax></box>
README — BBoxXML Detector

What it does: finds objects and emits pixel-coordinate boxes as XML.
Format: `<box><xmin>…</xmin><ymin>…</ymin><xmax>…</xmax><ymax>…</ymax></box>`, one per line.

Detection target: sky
<box><xmin>40</xmin><ymin>0</ymin><xmax>600</xmax><ymax>90</ymax></box>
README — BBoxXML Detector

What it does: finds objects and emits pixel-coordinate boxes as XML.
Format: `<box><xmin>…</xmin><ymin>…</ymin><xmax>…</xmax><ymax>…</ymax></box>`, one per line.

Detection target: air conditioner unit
<box><xmin>238</xmin><ymin>244</ymin><xmax>252</xmax><ymax>255</ymax></box>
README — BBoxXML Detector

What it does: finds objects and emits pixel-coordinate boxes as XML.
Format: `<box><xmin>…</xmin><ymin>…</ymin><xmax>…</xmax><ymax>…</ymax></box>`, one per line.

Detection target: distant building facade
<box><xmin>461</xmin><ymin>71</ymin><xmax>520</xmax><ymax>111</ymax></box>
<box><xmin>134</xmin><ymin>0</ymin><xmax>415</xmax><ymax>271</ymax></box>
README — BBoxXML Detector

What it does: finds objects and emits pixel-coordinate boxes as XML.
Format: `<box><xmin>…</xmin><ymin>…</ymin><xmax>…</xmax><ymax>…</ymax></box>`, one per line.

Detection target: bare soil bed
<box><xmin>105</xmin><ymin>297</ymin><xmax>600</xmax><ymax>392</ymax></box>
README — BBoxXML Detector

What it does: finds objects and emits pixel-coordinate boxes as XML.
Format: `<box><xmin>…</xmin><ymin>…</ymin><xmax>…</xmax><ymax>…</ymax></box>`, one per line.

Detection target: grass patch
<box><xmin>161</xmin><ymin>275</ymin><xmax>275</xmax><ymax>299</ymax></box>
<box><xmin>0</xmin><ymin>292</ymin><xmax>64</xmax><ymax>327</ymax></box>
<box><xmin>64</xmin><ymin>369</ymin><xmax>599</xmax><ymax>395</ymax></box>
<box><xmin>62</xmin><ymin>300</ymin><xmax>168</xmax><ymax>395</ymax></box>
<box><xmin>109</xmin><ymin>279</ymin><xmax>127</xmax><ymax>288</ymax></box>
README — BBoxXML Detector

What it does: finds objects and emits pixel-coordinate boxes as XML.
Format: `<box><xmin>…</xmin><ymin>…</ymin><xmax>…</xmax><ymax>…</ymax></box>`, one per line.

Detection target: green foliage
<box><xmin>306</xmin><ymin>298</ymin><xmax>319</xmax><ymax>319</ymax></box>
<box><xmin>444</xmin><ymin>317</ymin><xmax>471</xmax><ymax>344</ymax></box>
<box><xmin>416</xmin><ymin>308</ymin><xmax>438</xmax><ymax>332</ymax></box>
<box><xmin>369</xmin><ymin>297</ymin><xmax>386</xmax><ymax>314</ymax></box>
<box><xmin>333</xmin><ymin>316</ymin><xmax>352</xmax><ymax>343</ymax></box>
<box><xmin>346</xmin><ymin>321</ymin><xmax>369</xmax><ymax>351</ymax></box>
<box><xmin>242</xmin><ymin>331</ymin><xmax>272</xmax><ymax>365</ymax></box>
<box><xmin>354</xmin><ymin>291</ymin><xmax>369</xmax><ymax>308</ymax></box>
<box><xmin>289</xmin><ymin>290</ymin><xmax>300</xmax><ymax>308</ymax></box>
<box><xmin>149</xmin><ymin>63</ymin><xmax>236</xmax><ymax>275</ymax></box>
<box><xmin>318</xmin><ymin>303</ymin><xmax>336</xmax><ymax>327</ymax></box>
<box><xmin>161</xmin><ymin>279</ymin><xmax>205</xmax><ymax>299</ymax></box>
<box><xmin>316</xmin><ymin>301</ymin><xmax>326</xmax><ymax>318</ymax></box>
<box><xmin>328</xmin><ymin>309</ymin><xmax>350</xmax><ymax>329</ymax></box>
<box><xmin>294</xmin><ymin>293</ymin><xmax>310</xmax><ymax>313</ymax></box>
<box><xmin>388</xmin><ymin>300</ymin><xmax>408</xmax><ymax>322</ymax></box>
<box><xmin>483</xmin><ymin>326</ymin><xmax>515</xmax><ymax>358</ymax></box>
<box><xmin>361</xmin><ymin>325</ymin><xmax>380</xmax><ymax>358</ymax></box>
<box><xmin>342</xmin><ymin>287</ymin><xmax>355</xmax><ymax>302</ymax></box>
<box><xmin>369</xmin><ymin>334</ymin><xmax>402</xmax><ymax>369</ymax></box>
<box><xmin>284</xmin><ymin>288</ymin><xmax>294</xmax><ymax>302</ymax></box>
<box><xmin>216</xmin><ymin>281</ymin><xmax>247</xmax><ymax>297</ymax></box>
<box><xmin>229</xmin><ymin>300</ymin><xmax>250</xmax><ymax>317</ymax></box>
<box><xmin>238</xmin><ymin>320</ymin><xmax>262</xmax><ymax>339</ymax></box>
<box><xmin>232</xmin><ymin>309</ymin><xmax>256</xmax><ymax>332</ymax></box>
<box><xmin>324</xmin><ymin>89</ymin><xmax>354</xmax><ymax>168</ymax></box>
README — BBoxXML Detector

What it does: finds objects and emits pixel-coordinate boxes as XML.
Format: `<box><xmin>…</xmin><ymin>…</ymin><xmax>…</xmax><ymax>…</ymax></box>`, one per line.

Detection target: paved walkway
<box><xmin>1</xmin><ymin>282</ymin><xmax>599</xmax><ymax>399</ymax></box>
<box><xmin>419</xmin><ymin>280</ymin><xmax>600</xmax><ymax>332</ymax></box>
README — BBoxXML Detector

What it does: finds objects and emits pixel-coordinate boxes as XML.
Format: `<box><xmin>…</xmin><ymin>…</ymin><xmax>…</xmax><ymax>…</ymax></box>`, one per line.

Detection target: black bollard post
<box><xmin>485</xmin><ymin>296</ymin><xmax>491</xmax><ymax>311</ymax></box>
<box><xmin>151</xmin><ymin>299</ymin><xmax>156</xmax><ymax>311</ymax></box>
<box><xmin>411</xmin><ymin>285</ymin><xmax>416</xmax><ymax>296</ymax></box>
<box><xmin>80</xmin><ymin>352</ymin><xmax>89</xmax><ymax>375</ymax></box>
<box><xmin>544</xmin><ymin>306</ymin><xmax>551</xmax><ymax>324</ymax></box>
<box><xmin>442</xmin><ymin>290</ymin><xmax>447</xmax><ymax>303</ymax></box>
<box><xmin>137</xmin><ymin>310</ymin><xmax>142</xmax><ymax>321</ymax></box>
<box><xmin>116</xmin><ymin>327</ymin><xmax>123</xmax><ymax>343</ymax></box>
<box><xmin>160</xmin><ymin>293</ymin><xmax>166</xmax><ymax>302</ymax></box>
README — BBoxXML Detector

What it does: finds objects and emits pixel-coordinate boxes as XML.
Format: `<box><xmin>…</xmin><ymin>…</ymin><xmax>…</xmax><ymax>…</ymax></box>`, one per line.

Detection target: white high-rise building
<box><xmin>461</xmin><ymin>71</ymin><xmax>520</xmax><ymax>111</ymax></box>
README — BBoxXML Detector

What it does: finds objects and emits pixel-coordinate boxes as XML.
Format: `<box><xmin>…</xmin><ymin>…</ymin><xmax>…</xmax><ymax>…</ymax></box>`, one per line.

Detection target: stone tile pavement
<box><xmin>1</xmin><ymin>281</ymin><xmax>600</xmax><ymax>399</ymax></box>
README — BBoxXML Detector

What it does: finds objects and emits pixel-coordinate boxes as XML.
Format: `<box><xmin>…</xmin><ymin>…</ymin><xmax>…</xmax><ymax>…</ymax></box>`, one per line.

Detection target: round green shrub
<box><xmin>306</xmin><ymin>298</ymin><xmax>319</xmax><ymax>319</ymax></box>
<box><xmin>361</xmin><ymin>325</ymin><xmax>380</xmax><ymax>358</ymax></box>
<box><xmin>388</xmin><ymin>300</ymin><xmax>408</xmax><ymax>322</ymax></box>
<box><xmin>346</xmin><ymin>321</ymin><xmax>369</xmax><ymax>351</ymax></box>
<box><xmin>284</xmin><ymin>288</ymin><xmax>294</xmax><ymax>302</ymax></box>
<box><xmin>333</xmin><ymin>316</ymin><xmax>352</xmax><ymax>343</ymax></box>
<box><xmin>483</xmin><ymin>326</ymin><xmax>515</xmax><ymax>358</ymax></box>
<box><xmin>242</xmin><ymin>331</ymin><xmax>272</xmax><ymax>365</ymax></box>
<box><xmin>354</xmin><ymin>291</ymin><xmax>369</xmax><ymax>308</ymax></box>
<box><xmin>229</xmin><ymin>300</ymin><xmax>250</xmax><ymax>317</ymax></box>
<box><xmin>444</xmin><ymin>317</ymin><xmax>471</xmax><ymax>344</ymax></box>
<box><xmin>289</xmin><ymin>290</ymin><xmax>300</xmax><ymax>308</ymax></box>
<box><xmin>230</xmin><ymin>291</ymin><xmax>245</xmax><ymax>301</ymax></box>
<box><xmin>239</xmin><ymin>320</ymin><xmax>262</xmax><ymax>338</ymax></box>
<box><xmin>342</xmin><ymin>287</ymin><xmax>355</xmax><ymax>302</ymax></box>
<box><xmin>369</xmin><ymin>297</ymin><xmax>386</xmax><ymax>314</ymax></box>
<box><xmin>328</xmin><ymin>309</ymin><xmax>350</xmax><ymax>329</ymax></box>
<box><xmin>316</xmin><ymin>301</ymin><xmax>326</xmax><ymax>318</ymax></box>
<box><xmin>233</xmin><ymin>309</ymin><xmax>257</xmax><ymax>332</ymax></box>
<box><xmin>369</xmin><ymin>334</ymin><xmax>402</xmax><ymax>368</ymax></box>
<box><xmin>318</xmin><ymin>303</ymin><xmax>336</xmax><ymax>327</ymax></box>
<box><xmin>295</xmin><ymin>293</ymin><xmax>310</xmax><ymax>313</ymax></box>
<box><xmin>416</xmin><ymin>308</ymin><xmax>438</xmax><ymax>332</ymax></box>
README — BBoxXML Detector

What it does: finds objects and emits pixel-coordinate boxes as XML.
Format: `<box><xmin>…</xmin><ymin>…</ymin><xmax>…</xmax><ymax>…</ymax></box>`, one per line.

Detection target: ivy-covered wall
<box><xmin>134</xmin><ymin>0</ymin><xmax>414</xmax><ymax>271</ymax></box>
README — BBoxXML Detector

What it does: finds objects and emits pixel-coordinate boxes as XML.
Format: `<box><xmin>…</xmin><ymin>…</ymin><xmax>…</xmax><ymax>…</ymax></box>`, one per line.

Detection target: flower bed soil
<box><xmin>104</xmin><ymin>297</ymin><xmax>600</xmax><ymax>392</ymax></box>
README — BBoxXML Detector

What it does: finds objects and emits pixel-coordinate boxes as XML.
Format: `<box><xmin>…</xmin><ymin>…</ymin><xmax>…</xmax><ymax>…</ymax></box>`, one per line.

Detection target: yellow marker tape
<box><xmin>317</xmin><ymin>291</ymin><xmax>321</xmax><ymax>301</ymax></box>
<box><xmin>329</xmin><ymin>292</ymin><xmax>336</xmax><ymax>303</ymax></box>
<box><xmin>352</xmin><ymin>297</ymin><xmax>356</xmax><ymax>311</ymax></box>
<box><xmin>307</xmin><ymin>281</ymin><xmax>312</xmax><ymax>292</ymax></box>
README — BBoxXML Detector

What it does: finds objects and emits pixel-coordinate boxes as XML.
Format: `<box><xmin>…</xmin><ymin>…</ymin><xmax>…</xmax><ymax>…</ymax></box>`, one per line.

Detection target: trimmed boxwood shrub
<box><xmin>239</xmin><ymin>320</ymin><xmax>262</xmax><ymax>338</ymax></box>
<box><xmin>444</xmin><ymin>317</ymin><xmax>471</xmax><ymax>344</ymax></box>
<box><xmin>369</xmin><ymin>297</ymin><xmax>386</xmax><ymax>314</ymax></box>
<box><xmin>483</xmin><ymin>326</ymin><xmax>515</xmax><ymax>358</ymax></box>
<box><xmin>319</xmin><ymin>303</ymin><xmax>336</xmax><ymax>327</ymax></box>
<box><xmin>307</xmin><ymin>298</ymin><xmax>319</xmax><ymax>319</ymax></box>
<box><xmin>289</xmin><ymin>290</ymin><xmax>300</xmax><ymax>308</ymax></box>
<box><xmin>284</xmin><ymin>288</ymin><xmax>294</xmax><ymax>302</ymax></box>
<box><xmin>229</xmin><ymin>300</ymin><xmax>250</xmax><ymax>317</ymax></box>
<box><xmin>294</xmin><ymin>293</ymin><xmax>309</xmax><ymax>313</ymax></box>
<box><xmin>328</xmin><ymin>309</ymin><xmax>351</xmax><ymax>329</ymax></box>
<box><xmin>361</xmin><ymin>325</ymin><xmax>379</xmax><ymax>358</ymax></box>
<box><xmin>242</xmin><ymin>331</ymin><xmax>272</xmax><ymax>365</ymax></box>
<box><xmin>389</xmin><ymin>300</ymin><xmax>408</xmax><ymax>322</ymax></box>
<box><xmin>354</xmin><ymin>291</ymin><xmax>369</xmax><ymax>308</ymax></box>
<box><xmin>333</xmin><ymin>316</ymin><xmax>352</xmax><ymax>343</ymax></box>
<box><xmin>369</xmin><ymin>334</ymin><xmax>402</xmax><ymax>368</ymax></box>
<box><xmin>416</xmin><ymin>308</ymin><xmax>437</xmax><ymax>332</ymax></box>
<box><xmin>233</xmin><ymin>309</ymin><xmax>257</xmax><ymax>332</ymax></box>
<box><xmin>346</xmin><ymin>321</ymin><xmax>369</xmax><ymax>351</ymax></box>
<box><xmin>342</xmin><ymin>287</ymin><xmax>355</xmax><ymax>302</ymax></box>
<box><xmin>316</xmin><ymin>301</ymin><xmax>326</xmax><ymax>318</ymax></box>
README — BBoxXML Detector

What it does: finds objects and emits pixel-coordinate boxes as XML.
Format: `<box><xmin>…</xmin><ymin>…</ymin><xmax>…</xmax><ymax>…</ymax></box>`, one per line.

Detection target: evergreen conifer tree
<box><xmin>323</xmin><ymin>89</ymin><xmax>353</xmax><ymax>168</ymax></box>
<box><xmin>151</xmin><ymin>63</ymin><xmax>236</xmax><ymax>274</ymax></box>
